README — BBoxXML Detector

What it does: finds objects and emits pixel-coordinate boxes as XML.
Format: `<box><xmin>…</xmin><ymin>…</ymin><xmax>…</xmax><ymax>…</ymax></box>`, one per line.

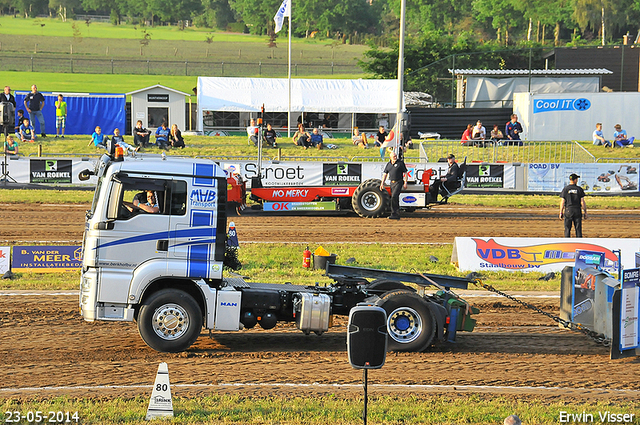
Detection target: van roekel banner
<box><xmin>12</xmin><ymin>246</ymin><xmax>82</xmax><ymax>272</ymax></box>
<box><xmin>30</xmin><ymin>159</ymin><xmax>73</xmax><ymax>184</ymax></box>
<box><xmin>452</xmin><ymin>237</ymin><xmax>639</xmax><ymax>273</ymax></box>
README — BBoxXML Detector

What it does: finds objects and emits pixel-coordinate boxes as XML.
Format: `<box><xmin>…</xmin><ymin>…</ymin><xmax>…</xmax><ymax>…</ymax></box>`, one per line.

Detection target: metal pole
<box><xmin>451</xmin><ymin>55</ymin><xmax>455</xmax><ymax>107</ymax></box>
<box><xmin>620</xmin><ymin>45</ymin><xmax>624</xmax><ymax>91</ymax></box>
<box><xmin>395</xmin><ymin>0</ymin><xmax>407</xmax><ymax>154</ymax></box>
<box><xmin>287</xmin><ymin>1</ymin><xmax>292</xmax><ymax>138</ymax></box>
<box><xmin>363</xmin><ymin>369</ymin><xmax>368</xmax><ymax>425</ymax></box>
<box><xmin>528</xmin><ymin>48</ymin><xmax>532</xmax><ymax>92</ymax></box>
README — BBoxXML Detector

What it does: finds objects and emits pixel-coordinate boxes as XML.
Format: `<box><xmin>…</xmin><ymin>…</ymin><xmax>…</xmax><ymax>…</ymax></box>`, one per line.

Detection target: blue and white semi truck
<box><xmin>78</xmin><ymin>153</ymin><xmax>477</xmax><ymax>352</ymax></box>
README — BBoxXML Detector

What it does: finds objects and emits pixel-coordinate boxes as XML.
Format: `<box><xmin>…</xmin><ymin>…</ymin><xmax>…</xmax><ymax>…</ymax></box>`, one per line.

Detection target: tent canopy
<box><xmin>197</xmin><ymin>77</ymin><xmax>400</xmax><ymax>130</ymax></box>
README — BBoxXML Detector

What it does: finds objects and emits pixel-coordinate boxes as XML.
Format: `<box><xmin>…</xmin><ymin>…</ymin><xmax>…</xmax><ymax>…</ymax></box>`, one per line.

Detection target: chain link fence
<box><xmin>419</xmin><ymin>140</ymin><xmax>595</xmax><ymax>164</ymax></box>
<box><xmin>0</xmin><ymin>54</ymin><xmax>361</xmax><ymax>77</ymax></box>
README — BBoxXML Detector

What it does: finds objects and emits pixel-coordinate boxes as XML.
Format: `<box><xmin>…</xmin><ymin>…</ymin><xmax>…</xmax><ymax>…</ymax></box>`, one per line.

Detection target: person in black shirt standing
<box><xmin>559</xmin><ymin>173</ymin><xmax>587</xmax><ymax>237</ymax></box>
<box><xmin>24</xmin><ymin>84</ymin><xmax>46</xmax><ymax>138</ymax></box>
<box><xmin>380</xmin><ymin>150</ymin><xmax>408</xmax><ymax>220</ymax></box>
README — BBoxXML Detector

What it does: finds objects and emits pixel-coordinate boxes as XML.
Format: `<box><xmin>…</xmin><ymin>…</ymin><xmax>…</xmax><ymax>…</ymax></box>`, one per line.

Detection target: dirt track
<box><xmin>1</xmin><ymin>203</ymin><xmax>639</xmax><ymax>403</ymax></box>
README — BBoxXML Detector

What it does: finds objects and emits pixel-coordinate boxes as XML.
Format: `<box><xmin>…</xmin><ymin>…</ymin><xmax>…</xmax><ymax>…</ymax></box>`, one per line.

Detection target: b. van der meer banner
<box><xmin>453</xmin><ymin>237</ymin><xmax>639</xmax><ymax>273</ymax></box>
<box><xmin>12</xmin><ymin>246</ymin><xmax>82</xmax><ymax>272</ymax></box>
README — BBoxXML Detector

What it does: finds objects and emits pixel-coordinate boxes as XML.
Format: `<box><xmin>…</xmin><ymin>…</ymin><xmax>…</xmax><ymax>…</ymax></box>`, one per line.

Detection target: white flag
<box><xmin>273</xmin><ymin>0</ymin><xmax>291</xmax><ymax>33</ymax></box>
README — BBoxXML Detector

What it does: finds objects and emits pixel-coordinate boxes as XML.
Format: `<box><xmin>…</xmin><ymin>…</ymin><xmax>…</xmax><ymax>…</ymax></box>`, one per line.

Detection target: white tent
<box><xmin>196</xmin><ymin>77</ymin><xmax>401</xmax><ymax>132</ymax></box>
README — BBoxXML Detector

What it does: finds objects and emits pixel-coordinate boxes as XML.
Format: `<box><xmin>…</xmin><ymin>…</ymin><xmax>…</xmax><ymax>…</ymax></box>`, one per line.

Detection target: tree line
<box><xmin>3</xmin><ymin>0</ymin><xmax>639</xmax><ymax>45</ymax></box>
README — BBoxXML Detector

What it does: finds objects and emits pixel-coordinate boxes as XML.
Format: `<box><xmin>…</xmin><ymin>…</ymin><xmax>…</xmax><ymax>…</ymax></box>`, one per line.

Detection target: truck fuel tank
<box><xmin>293</xmin><ymin>293</ymin><xmax>331</xmax><ymax>335</ymax></box>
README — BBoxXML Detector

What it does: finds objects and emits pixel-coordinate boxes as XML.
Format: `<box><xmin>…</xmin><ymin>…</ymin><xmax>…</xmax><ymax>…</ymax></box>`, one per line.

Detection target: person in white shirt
<box><xmin>246</xmin><ymin>118</ymin><xmax>259</xmax><ymax>146</ymax></box>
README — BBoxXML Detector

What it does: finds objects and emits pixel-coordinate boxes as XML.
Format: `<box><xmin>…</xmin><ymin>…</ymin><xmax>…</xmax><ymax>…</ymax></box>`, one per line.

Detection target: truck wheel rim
<box><xmin>362</xmin><ymin>192</ymin><xmax>382</xmax><ymax>211</ymax></box>
<box><xmin>152</xmin><ymin>303</ymin><xmax>189</xmax><ymax>340</ymax></box>
<box><xmin>387</xmin><ymin>307</ymin><xmax>422</xmax><ymax>344</ymax></box>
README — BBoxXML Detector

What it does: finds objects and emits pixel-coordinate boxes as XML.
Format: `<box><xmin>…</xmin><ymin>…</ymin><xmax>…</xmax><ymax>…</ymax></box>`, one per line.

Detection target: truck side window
<box><xmin>170</xmin><ymin>180</ymin><xmax>187</xmax><ymax>215</ymax></box>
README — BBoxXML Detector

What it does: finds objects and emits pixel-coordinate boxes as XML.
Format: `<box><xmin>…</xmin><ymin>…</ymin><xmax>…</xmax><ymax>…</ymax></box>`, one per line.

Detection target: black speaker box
<box><xmin>347</xmin><ymin>305</ymin><xmax>387</xmax><ymax>369</ymax></box>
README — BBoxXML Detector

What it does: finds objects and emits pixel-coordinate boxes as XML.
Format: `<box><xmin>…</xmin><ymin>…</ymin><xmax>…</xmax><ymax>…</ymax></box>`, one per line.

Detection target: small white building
<box><xmin>127</xmin><ymin>84</ymin><xmax>190</xmax><ymax>131</ymax></box>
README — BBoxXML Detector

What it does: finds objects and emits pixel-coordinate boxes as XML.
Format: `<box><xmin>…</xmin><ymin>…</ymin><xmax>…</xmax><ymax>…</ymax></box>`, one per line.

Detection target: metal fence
<box><xmin>418</xmin><ymin>140</ymin><xmax>596</xmax><ymax>164</ymax></box>
<box><xmin>1</xmin><ymin>54</ymin><xmax>361</xmax><ymax>77</ymax></box>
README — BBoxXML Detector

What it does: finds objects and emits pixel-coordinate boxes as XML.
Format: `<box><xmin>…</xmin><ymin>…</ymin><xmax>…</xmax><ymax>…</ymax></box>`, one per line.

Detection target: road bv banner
<box><xmin>12</xmin><ymin>246</ymin><xmax>82</xmax><ymax>272</ymax></box>
<box><xmin>453</xmin><ymin>237</ymin><xmax>640</xmax><ymax>273</ymax></box>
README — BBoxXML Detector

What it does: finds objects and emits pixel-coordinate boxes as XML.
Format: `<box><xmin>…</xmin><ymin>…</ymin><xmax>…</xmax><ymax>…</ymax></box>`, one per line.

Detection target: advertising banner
<box><xmin>453</xmin><ymin>237</ymin><xmax>639</xmax><ymax>273</ymax></box>
<box><xmin>620</xmin><ymin>268</ymin><xmax>639</xmax><ymax>351</ymax></box>
<box><xmin>323</xmin><ymin>164</ymin><xmax>362</xmax><ymax>186</ymax></box>
<box><xmin>466</xmin><ymin>164</ymin><xmax>505</xmax><ymax>188</ymax></box>
<box><xmin>263</xmin><ymin>201</ymin><xmax>337</xmax><ymax>211</ymax></box>
<box><xmin>527</xmin><ymin>163</ymin><xmax>639</xmax><ymax>193</ymax></box>
<box><xmin>12</xmin><ymin>246</ymin><xmax>82</xmax><ymax>272</ymax></box>
<box><xmin>572</xmin><ymin>250</ymin><xmax>605</xmax><ymax>328</ymax></box>
<box><xmin>29</xmin><ymin>159</ymin><xmax>73</xmax><ymax>184</ymax></box>
<box><xmin>0</xmin><ymin>247</ymin><xmax>9</xmax><ymax>274</ymax></box>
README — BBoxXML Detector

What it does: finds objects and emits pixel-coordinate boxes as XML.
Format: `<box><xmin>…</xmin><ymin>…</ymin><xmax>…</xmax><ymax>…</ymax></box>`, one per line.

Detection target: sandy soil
<box><xmin>1</xmin><ymin>203</ymin><xmax>639</xmax><ymax>404</ymax></box>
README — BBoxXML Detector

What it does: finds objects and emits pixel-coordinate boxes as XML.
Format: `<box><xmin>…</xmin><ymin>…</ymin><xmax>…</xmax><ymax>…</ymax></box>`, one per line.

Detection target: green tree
<box><xmin>573</xmin><ymin>0</ymin><xmax>630</xmax><ymax>42</ymax></box>
<box><xmin>472</xmin><ymin>0</ymin><xmax>525</xmax><ymax>44</ymax></box>
<box><xmin>49</xmin><ymin>0</ymin><xmax>80</xmax><ymax>21</ymax></box>
<box><xmin>229</xmin><ymin>0</ymin><xmax>281</xmax><ymax>35</ymax></box>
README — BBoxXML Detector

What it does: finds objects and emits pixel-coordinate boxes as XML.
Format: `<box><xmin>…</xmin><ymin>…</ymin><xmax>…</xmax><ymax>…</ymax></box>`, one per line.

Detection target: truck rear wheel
<box><xmin>137</xmin><ymin>289</ymin><xmax>203</xmax><ymax>353</ymax></box>
<box><xmin>352</xmin><ymin>179</ymin><xmax>390</xmax><ymax>218</ymax></box>
<box><xmin>375</xmin><ymin>290</ymin><xmax>436</xmax><ymax>352</ymax></box>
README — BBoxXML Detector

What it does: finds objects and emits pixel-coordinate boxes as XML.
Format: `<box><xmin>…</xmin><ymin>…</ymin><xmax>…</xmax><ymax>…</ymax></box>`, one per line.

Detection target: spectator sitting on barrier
<box><xmin>88</xmin><ymin>125</ymin><xmax>107</xmax><ymax>150</ymax></box>
<box><xmin>460</xmin><ymin>124</ymin><xmax>473</xmax><ymax>146</ymax></box>
<box><xmin>292</xmin><ymin>123</ymin><xmax>310</xmax><ymax>148</ymax></box>
<box><xmin>263</xmin><ymin>123</ymin><xmax>278</xmax><ymax>148</ymax></box>
<box><xmin>19</xmin><ymin>117</ymin><xmax>35</xmax><ymax>143</ymax></box>
<box><xmin>613</xmin><ymin>124</ymin><xmax>634</xmax><ymax>147</ymax></box>
<box><xmin>14</xmin><ymin>109</ymin><xmax>24</xmax><ymax>136</ymax></box>
<box><xmin>133</xmin><ymin>120</ymin><xmax>151</xmax><ymax>148</ymax></box>
<box><xmin>375</xmin><ymin>126</ymin><xmax>387</xmax><ymax>147</ymax></box>
<box><xmin>491</xmin><ymin>124</ymin><xmax>504</xmax><ymax>143</ymax></box>
<box><xmin>4</xmin><ymin>135</ymin><xmax>18</xmax><ymax>155</ymax></box>
<box><xmin>169</xmin><ymin>124</ymin><xmax>185</xmax><ymax>149</ymax></box>
<box><xmin>310</xmin><ymin>127</ymin><xmax>324</xmax><ymax>150</ymax></box>
<box><xmin>352</xmin><ymin>127</ymin><xmax>367</xmax><ymax>148</ymax></box>
<box><xmin>247</xmin><ymin>118</ymin><xmax>259</xmax><ymax>147</ymax></box>
<box><xmin>592</xmin><ymin>123</ymin><xmax>611</xmax><ymax>147</ymax></box>
<box><xmin>155</xmin><ymin>122</ymin><xmax>170</xmax><ymax>149</ymax></box>
<box><xmin>112</xmin><ymin>128</ymin><xmax>139</xmax><ymax>154</ymax></box>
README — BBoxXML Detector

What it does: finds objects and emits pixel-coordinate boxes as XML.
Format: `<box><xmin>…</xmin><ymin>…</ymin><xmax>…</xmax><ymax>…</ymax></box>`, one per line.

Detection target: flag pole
<box><xmin>395</xmin><ymin>0</ymin><xmax>406</xmax><ymax>155</ymax></box>
<box><xmin>287</xmin><ymin>1</ymin><xmax>292</xmax><ymax>138</ymax></box>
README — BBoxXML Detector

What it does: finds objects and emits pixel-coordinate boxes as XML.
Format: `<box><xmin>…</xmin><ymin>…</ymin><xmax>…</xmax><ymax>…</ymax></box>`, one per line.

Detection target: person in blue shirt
<box><xmin>505</xmin><ymin>114</ymin><xmax>523</xmax><ymax>146</ymax></box>
<box><xmin>19</xmin><ymin>117</ymin><xmax>35</xmax><ymax>143</ymax></box>
<box><xmin>155</xmin><ymin>122</ymin><xmax>170</xmax><ymax>149</ymax></box>
<box><xmin>592</xmin><ymin>123</ymin><xmax>611</xmax><ymax>147</ymax></box>
<box><xmin>88</xmin><ymin>126</ymin><xmax>107</xmax><ymax>149</ymax></box>
<box><xmin>613</xmin><ymin>124</ymin><xmax>634</xmax><ymax>147</ymax></box>
<box><xmin>309</xmin><ymin>127</ymin><xmax>323</xmax><ymax>150</ymax></box>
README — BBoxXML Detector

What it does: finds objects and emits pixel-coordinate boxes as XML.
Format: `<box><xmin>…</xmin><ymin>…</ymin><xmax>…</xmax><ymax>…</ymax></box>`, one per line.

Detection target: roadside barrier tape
<box><xmin>1</xmin><ymin>382</ymin><xmax>639</xmax><ymax>396</ymax></box>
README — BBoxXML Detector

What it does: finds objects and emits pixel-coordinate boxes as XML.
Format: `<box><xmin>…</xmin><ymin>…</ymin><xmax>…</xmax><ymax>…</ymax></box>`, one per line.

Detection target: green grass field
<box><xmin>3</xmin><ymin>395</ymin><xmax>639</xmax><ymax>424</ymax></box>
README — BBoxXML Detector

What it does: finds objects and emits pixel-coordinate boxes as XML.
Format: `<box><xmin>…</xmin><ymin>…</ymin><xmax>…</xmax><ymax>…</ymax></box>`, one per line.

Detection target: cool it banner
<box><xmin>453</xmin><ymin>237</ymin><xmax>639</xmax><ymax>273</ymax></box>
<box><xmin>527</xmin><ymin>163</ymin><xmax>639</xmax><ymax>193</ymax></box>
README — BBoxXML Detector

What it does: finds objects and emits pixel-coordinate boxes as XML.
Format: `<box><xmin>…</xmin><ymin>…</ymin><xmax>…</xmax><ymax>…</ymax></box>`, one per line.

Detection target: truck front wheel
<box><xmin>137</xmin><ymin>289</ymin><xmax>203</xmax><ymax>352</ymax></box>
<box><xmin>375</xmin><ymin>290</ymin><xmax>436</xmax><ymax>352</ymax></box>
<box><xmin>352</xmin><ymin>179</ymin><xmax>390</xmax><ymax>218</ymax></box>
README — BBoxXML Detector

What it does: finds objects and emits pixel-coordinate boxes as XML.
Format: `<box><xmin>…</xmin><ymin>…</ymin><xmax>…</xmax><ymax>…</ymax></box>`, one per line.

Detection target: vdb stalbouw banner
<box><xmin>453</xmin><ymin>237</ymin><xmax>639</xmax><ymax>273</ymax></box>
<box><xmin>12</xmin><ymin>246</ymin><xmax>82</xmax><ymax>272</ymax></box>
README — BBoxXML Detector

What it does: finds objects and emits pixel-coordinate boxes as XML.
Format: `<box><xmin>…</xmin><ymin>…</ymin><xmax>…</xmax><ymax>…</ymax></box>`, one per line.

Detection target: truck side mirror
<box><xmin>96</xmin><ymin>221</ymin><xmax>115</xmax><ymax>230</ymax></box>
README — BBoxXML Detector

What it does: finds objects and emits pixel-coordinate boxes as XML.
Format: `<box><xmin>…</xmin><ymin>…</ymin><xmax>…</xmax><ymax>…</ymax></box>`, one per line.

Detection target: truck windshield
<box><xmin>88</xmin><ymin>176</ymin><xmax>104</xmax><ymax>219</ymax></box>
